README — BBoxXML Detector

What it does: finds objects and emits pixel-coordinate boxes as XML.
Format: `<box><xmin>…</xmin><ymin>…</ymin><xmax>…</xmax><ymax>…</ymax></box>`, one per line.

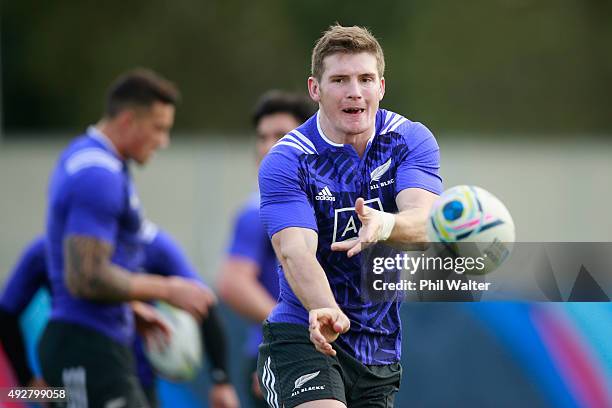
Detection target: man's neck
<box><xmin>95</xmin><ymin>119</ymin><xmax>125</xmax><ymax>159</ymax></box>
<box><xmin>318</xmin><ymin>112</ymin><xmax>373</xmax><ymax>157</ymax></box>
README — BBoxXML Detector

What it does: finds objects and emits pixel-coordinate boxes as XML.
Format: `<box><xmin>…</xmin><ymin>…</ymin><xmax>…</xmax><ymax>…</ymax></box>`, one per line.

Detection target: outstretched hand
<box><xmin>308</xmin><ymin>307</ymin><xmax>350</xmax><ymax>356</ymax></box>
<box><xmin>331</xmin><ymin>197</ymin><xmax>392</xmax><ymax>257</ymax></box>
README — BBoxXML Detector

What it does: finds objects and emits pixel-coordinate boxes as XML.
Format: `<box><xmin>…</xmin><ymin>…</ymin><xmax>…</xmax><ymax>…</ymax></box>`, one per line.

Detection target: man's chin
<box><xmin>133</xmin><ymin>155</ymin><xmax>151</xmax><ymax>166</ymax></box>
<box><xmin>342</xmin><ymin>123</ymin><xmax>370</xmax><ymax>138</ymax></box>
<box><xmin>341</xmin><ymin>117</ymin><xmax>372</xmax><ymax>132</ymax></box>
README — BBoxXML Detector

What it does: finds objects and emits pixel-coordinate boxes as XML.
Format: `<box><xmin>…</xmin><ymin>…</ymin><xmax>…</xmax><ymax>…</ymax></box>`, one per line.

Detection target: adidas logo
<box><xmin>315</xmin><ymin>186</ymin><xmax>336</xmax><ymax>201</ymax></box>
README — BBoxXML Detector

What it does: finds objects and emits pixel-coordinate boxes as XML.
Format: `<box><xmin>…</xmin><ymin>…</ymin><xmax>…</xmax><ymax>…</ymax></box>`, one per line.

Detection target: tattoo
<box><xmin>64</xmin><ymin>235</ymin><xmax>131</xmax><ymax>301</ymax></box>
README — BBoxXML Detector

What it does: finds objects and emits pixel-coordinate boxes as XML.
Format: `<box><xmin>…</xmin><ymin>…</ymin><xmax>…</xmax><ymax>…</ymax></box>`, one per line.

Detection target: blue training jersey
<box><xmin>46</xmin><ymin>127</ymin><xmax>144</xmax><ymax>345</ymax></box>
<box><xmin>259</xmin><ymin>109</ymin><xmax>443</xmax><ymax>364</ymax></box>
<box><xmin>226</xmin><ymin>193</ymin><xmax>279</xmax><ymax>357</ymax></box>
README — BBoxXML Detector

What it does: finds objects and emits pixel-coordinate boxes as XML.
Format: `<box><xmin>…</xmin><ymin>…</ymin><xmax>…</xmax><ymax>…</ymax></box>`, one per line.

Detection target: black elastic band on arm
<box><xmin>200</xmin><ymin>305</ymin><xmax>230</xmax><ymax>384</ymax></box>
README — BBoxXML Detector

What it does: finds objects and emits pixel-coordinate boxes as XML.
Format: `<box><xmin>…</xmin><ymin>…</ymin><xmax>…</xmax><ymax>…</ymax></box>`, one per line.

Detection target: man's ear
<box><xmin>379</xmin><ymin>77</ymin><xmax>386</xmax><ymax>101</ymax></box>
<box><xmin>308</xmin><ymin>76</ymin><xmax>321</xmax><ymax>103</ymax></box>
<box><xmin>116</xmin><ymin>109</ymin><xmax>136</xmax><ymax>129</ymax></box>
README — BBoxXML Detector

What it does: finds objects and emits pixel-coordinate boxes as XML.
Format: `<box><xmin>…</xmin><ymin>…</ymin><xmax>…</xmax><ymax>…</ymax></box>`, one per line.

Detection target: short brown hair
<box><xmin>311</xmin><ymin>24</ymin><xmax>385</xmax><ymax>80</ymax></box>
<box><xmin>105</xmin><ymin>68</ymin><xmax>180</xmax><ymax>118</ymax></box>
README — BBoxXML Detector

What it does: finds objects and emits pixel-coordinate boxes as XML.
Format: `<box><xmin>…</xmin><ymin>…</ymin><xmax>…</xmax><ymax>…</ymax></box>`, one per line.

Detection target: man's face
<box><xmin>124</xmin><ymin>101</ymin><xmax>175</xmax><ymax>165</ymax></box>
<box><xmin>308</xmin><ymin>52</ymin><xmax>384</xmax><ymax>141</ymax></box>
<box><xmin>256</xmin><ymin>112</ymin><xmax>301</xmax><ymax>163</ymax></box>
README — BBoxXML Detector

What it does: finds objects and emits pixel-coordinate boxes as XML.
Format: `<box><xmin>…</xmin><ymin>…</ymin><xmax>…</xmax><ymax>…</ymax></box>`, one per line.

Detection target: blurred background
<box><xmin>1</xmin><ymin>1</ymin><xmax>611</xmax><ymax>407</ymax></box>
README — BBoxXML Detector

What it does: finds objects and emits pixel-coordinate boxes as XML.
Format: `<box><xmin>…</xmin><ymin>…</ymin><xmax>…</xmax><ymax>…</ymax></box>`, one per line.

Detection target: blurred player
<box><xmin>1</xmin><ymin>226</ymin><xmax>239</xmax><ymax>408</ymax></box>
<box><xmin>39</xmin><ymin>69</ymin><xmax>217</xmax><ymax>407</ymax></box>
<box><xmin>217</xmin><ymin>91</ymin><xmax>314</xmax><ymax>407</ymax></box>
<box><xmin>256</xmin><ymin>25</ymin><xmax>442</xmax><ymax>407</ymax></box>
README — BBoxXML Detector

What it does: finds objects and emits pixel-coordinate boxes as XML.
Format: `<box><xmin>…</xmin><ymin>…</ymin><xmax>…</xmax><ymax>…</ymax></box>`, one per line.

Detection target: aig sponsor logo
<box><xmin>332</xmin><ymin>198</ymin><xmax>383</xmax><ymax>243</ymax></box>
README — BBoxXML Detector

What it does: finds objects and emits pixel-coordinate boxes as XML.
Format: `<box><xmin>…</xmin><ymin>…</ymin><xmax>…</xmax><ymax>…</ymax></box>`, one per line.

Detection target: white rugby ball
<box><xmin>145</xmin><ymin>302</ymin><xmax>203</xmax><ymax>381</ymax></box>
<box><xmin>427</xmin><ymin>185</ymin><xmax>515</xmax><ymax>274</ymax></box>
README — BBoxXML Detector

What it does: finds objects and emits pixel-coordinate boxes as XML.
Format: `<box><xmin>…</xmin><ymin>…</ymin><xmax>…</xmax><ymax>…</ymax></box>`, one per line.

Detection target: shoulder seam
<box><xmin>289</xmin><ymin>130</ymin><xmax>318</xmax><ymax>153</ymax></box>
<box><xmin>65</xmin><ymin>148</ymin><xmax>122</xmax><ymax>175</ymax></box>
<box><xmin>271</xmin><ymin>137</ymin><xmax>315</xmax><ymax>156</ymax></box>
<box><xmin>381</xmin><ymin>114</ymin><xmax>408</xmax><ymax>135</ymax></box>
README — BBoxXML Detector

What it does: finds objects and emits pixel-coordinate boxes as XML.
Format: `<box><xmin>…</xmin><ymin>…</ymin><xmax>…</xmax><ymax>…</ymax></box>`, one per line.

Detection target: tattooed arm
<box><xmin>64</xmin><ymin>235</ymin><xmax>215</xmax><ymax>318</ymax></box>
<box><xmin>64</xmin><ymin>235</ymin><xmax>131</xmax><ymax>301</ymax></box>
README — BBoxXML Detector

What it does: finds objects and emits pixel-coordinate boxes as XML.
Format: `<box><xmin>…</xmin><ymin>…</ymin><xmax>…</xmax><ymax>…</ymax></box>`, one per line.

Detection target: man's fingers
<box><xmin>309</xmin><ymin>310</ymin><xmax>321</xmax><ymax>329</ymax></box>
<box><xmin>309</xmin><ymin>319</ymin><xmax>330</xmax><ymax>346</ymax></box>
<box><xmin>346</xmin><ymin>241</ymin><xmax>363</xmax><ymax>258</ymax></box>
<box><xmin>309</xmin><ymin>310</ymin><xmax>317</xmax><ymax>325</ymax></box>
<box><xmin>310</xmin><ymin>326</ymin><xmax>327</xmax><ymax>345</ymax></box>
<box><xmin>186</xmin><ymin>303</ymin><xmax>206</xmax><ymax>321</ymax></box>
<box><xmin>316</xmin><ymin>342</ymin><xmax>336</xmax><ymax>356</ymax></box>
<box><xmin>355</xmin><ymin>197</ymin><xmax>367</xmax><ymax>216</ymax></box>
<box><xmin>331</xmin><ymin>238</ymin><xmax>359</xmax><ymax>252</ymax></box>
<box><xmin>332</xmin><ymin>314</ymin><xmax>345</xmax><ymax>333</ymax></box>
<box><xmin>333</xmin><ymin>314</ymin><xmax>350</xmax><ymax>334</ymax></box>
<box><xmin>309</xmin><ymin>313</ymin><xmax>334</xmax><ymax>355</ymax></box>
<box><xmin>155</xmin><ymin>317</ymin><xmax>172</xmax><ymax>338</ymax></box>
<box><xmin>202</xmin><ymin>286</ymin><xmax>218</xmax><ymax>305</ymax></box>
<box><xmin>147</xmin><ymin>328</ymin><xmax>169</xmax><ymax>352</ymax></box>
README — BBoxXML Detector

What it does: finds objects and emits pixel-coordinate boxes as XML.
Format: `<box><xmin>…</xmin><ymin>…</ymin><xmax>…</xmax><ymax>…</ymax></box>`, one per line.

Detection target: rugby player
<box><xmin>39</xmin><ymin>69</ymin><xmax>216</xmax><ymax>407</ymax></box>
<box><xmin>257</xmin><ymin>25</ymin><xmax>442</xmax><ymax>407</ymax></box>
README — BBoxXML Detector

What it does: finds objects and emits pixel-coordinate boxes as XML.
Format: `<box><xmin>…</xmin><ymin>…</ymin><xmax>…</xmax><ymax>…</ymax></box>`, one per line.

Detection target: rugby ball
<box><xmin>145</xmin><ymin>302</ymin><xmax>203</xmax><ymax>381</ymax></box>
<box><xmin>427</xmin><ymin>185</ymin><xmax>515</xmax><ymax>274</ymax></box>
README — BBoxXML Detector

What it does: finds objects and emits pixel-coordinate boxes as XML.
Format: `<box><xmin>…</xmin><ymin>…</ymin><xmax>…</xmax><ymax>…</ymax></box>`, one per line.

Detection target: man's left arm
<box><xmin>331</xmin><ymin>189</ymin><xmax>438</xmax><ymax>257</ymax></box>
<box><xmin>387</xmin><ymin>188</ymin><xmax>439</xmax><ymax>243</ymax></box>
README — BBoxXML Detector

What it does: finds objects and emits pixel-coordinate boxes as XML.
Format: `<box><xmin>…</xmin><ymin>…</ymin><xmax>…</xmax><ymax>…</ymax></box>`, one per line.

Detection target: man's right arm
<box><xmin>259</xmin><ymin>147</ymin><xmax>350</xmax><ymax>355</ymax></box>
<box><xmin>64</xmin><ymin>234</ymin><xmax>213</xmax><ymax>319</ymax></box>
<box><xmin>270</xmin><ymin>228</ymin><xmax>334</xmax><ymax>311</ymax></box>
<box><xmin>270</xmin><ymin>227</ymin><xmax>350</xmax><ymax>355</ymax></box>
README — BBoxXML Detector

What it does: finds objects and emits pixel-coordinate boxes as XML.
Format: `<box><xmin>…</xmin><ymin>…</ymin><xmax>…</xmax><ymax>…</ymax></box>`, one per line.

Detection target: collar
<box><xmin>87</xmin><ymin>125</ymin><xmax>120</xmax><ymax>157</ymax></box>
<box><xmin>315</xmin><ymin>110</ymin><xmax>377</xmax><ymax>148</ymax></box>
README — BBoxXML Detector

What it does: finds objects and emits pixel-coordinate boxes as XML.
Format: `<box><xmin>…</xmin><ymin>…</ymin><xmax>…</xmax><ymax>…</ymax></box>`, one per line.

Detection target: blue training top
<box><xmin>259</xmin><ymin>109</ymin><xmax>443</xmax><ymax>364</ymax></box>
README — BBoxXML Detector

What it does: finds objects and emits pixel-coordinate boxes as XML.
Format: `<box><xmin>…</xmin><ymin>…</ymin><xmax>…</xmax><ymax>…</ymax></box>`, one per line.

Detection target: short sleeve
<box><xmin>395</xmin><ymin>122</ymin><xmax>443</xmax><ymax>196</ymax></box>
<box><xmin>64</xmin><ymin>168</ymin><xmax>123</xmax><ymax>243</ymax></box>
<box><xmin>258</xmin><ymin>149</ymin><xmax>318</xmax><ymax>238</ymax></box>
<box><xmin>0</xmin><ymin>236</ymin><xmax>48</xmax><ymax>314</ymax></box>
